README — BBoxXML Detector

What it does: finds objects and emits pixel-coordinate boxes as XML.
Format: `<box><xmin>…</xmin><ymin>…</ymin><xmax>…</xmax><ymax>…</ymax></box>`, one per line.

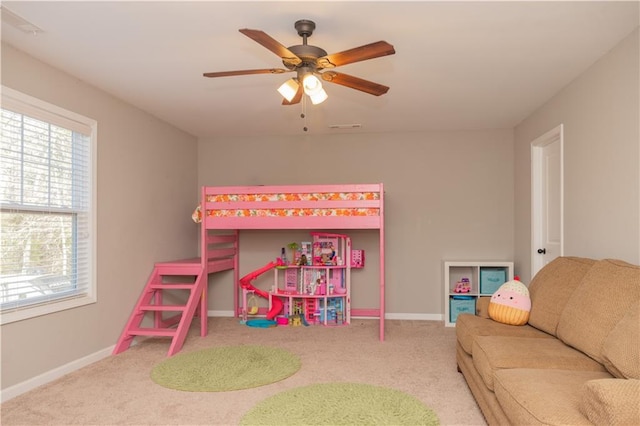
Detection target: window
<box><xmin>1</xmin><ymin>87</ymin><xmax>96</xmax><ymax>324</ymax></box>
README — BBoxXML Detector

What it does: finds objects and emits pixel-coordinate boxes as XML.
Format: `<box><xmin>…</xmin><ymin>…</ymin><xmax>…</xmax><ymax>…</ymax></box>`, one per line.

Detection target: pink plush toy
<box><xmin>488</xmin><ymin>276</ymin><xmax>531</xmax><ymax>326</ymax></box>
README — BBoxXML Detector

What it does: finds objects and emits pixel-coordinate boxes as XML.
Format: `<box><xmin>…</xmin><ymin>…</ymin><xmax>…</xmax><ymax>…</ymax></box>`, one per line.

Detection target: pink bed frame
<box><xmin>200</xmin><ymin>183</ymin><xmax>386</xmax><ymax>340</ymax></box>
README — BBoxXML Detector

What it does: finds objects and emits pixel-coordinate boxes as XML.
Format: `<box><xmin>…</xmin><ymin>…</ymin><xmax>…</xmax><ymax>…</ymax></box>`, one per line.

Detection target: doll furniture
<box><xmin>113</xmin><ymin>184</ymin><xmax>385</xmax><ymax>356</ymax></box>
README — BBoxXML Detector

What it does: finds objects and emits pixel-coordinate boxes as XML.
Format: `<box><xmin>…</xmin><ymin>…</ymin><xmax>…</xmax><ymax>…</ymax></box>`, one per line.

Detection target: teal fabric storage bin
<box><xmin>480</xmin><ymin>268</ymin><xmax>507</xmax><ymax>294</ymax></box>
<box><xmin>450</xmin><ymin>296</ymin><xmax>476</xmax><ymax>323</ymax></box>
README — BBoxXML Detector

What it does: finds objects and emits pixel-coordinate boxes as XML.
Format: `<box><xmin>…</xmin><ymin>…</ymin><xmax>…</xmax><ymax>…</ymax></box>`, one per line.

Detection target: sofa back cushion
<box><xmin>601</xmin><ymin>301</ymin><xmax>639</xmax><ymax>379</ymax></box>
<box><xmin>528</xmin><ymin>256</ymin><xmax>595</xmax><ymax>335</ymax></box>
<box><xmin>557</xmin><ymin>259</ymin><xmax>640</xmax><ymax>364</ymax></box>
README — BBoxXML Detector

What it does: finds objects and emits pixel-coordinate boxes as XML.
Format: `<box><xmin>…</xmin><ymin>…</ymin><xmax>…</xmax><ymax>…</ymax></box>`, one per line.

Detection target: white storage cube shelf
<box><xmin>443</xmin><ymin>261</ymin><xmax>514</xmax><ymax>327</ymax></box>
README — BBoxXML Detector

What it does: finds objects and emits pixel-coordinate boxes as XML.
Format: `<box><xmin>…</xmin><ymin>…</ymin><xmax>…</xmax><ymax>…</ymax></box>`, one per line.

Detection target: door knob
<box><xmin>537</xmin><ymin>248</ymin><xmax>546</xmax><ymax>254</ymax></box>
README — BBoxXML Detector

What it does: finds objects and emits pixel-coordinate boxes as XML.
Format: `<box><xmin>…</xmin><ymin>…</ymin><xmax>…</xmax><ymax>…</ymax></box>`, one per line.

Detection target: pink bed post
<box><xmin>199</xmin><ymin>185</ymin><xmax>208</xmax><ymax>336</ymax></box>
<box><xmin>379</xmin><ymin>183</ymin><xmax>385</xmax><ymax>341</ymax></box>
<box><xmin>233</xmin><ymin>229</ymin><xmax>240</xmax><ymax>319</ymax></box>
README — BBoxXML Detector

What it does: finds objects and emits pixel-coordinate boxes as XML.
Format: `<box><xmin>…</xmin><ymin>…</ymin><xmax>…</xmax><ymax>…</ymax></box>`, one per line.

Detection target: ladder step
<box><xmin>149</xmin><ymin>283</ymin><xmax>196</xmax><ymax>290</ymax></box>
<box><xmin>155</xmin><ymin>261</ymin><xmax>202</xmax><ymax>275</ymax></box>
<box><xmin>128</xmin><ymin>327</ymin><xmax>177</xmax><ymax>337</ymax></box>
<box><xmin>139</xmin><ymin>304</ymin><xmax>187</xmax><ymax>312</ymax></box>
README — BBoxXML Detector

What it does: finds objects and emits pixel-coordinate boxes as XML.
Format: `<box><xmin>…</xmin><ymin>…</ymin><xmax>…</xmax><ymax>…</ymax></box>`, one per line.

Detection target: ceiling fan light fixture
<box><xmin>277</xmin><ymin>78</ymin><xmax>299</xmax><ymax>102</ymax></box>
<box><xmin>302</xmin><ymin>74</ymin><xmax>322</xmax><ymax>96</ymax></box>
<box><xmin>309</xmin><ymin>88</ymin><xmax>328</xmax><ymax>105</ymax></box>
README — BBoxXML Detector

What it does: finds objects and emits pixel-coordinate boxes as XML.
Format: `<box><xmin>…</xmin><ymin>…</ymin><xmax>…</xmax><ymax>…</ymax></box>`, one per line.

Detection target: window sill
<box><xmin>0</xmin><ymin>295</ymin><xmax>97</xmax><ymax>325</ymax></box>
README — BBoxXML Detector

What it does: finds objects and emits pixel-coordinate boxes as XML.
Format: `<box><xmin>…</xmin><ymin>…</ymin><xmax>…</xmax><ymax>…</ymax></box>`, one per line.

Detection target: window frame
<box><xmin>1</xmin><ymin>86</ymin><xmax>97</xmax><ymax>325</ymax></box>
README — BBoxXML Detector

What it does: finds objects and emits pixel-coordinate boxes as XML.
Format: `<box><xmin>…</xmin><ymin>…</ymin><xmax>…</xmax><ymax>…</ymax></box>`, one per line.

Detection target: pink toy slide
<box><xmin>240</xmin><ymin>259</ymin><xmax>285</xmax><ymax>320</ymax></box>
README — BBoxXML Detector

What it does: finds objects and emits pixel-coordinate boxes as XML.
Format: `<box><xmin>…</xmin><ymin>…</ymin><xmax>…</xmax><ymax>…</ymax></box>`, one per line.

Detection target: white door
<box><xmin>531</xmin><ymin>125</ymin><xmax>564</xmax><ymax>278</ymax></box>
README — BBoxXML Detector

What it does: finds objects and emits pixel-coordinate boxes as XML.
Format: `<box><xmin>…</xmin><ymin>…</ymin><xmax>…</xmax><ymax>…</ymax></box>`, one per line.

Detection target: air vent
<box><xmin>328</xmin><ymin>124</ymin><xmax>362</xmax><ymax>129</ymax></box>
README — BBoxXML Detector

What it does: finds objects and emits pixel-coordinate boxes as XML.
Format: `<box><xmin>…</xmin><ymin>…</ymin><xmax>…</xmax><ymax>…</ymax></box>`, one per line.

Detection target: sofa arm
<box><xmin>475</xmin><ymin>296</ymin><xmax>491</xmax><ymax>318</ymax></box>
<box><xmin>579</xmin><ymin>378</ymin><xmax>640</xmax><ymax>425</ymax></box>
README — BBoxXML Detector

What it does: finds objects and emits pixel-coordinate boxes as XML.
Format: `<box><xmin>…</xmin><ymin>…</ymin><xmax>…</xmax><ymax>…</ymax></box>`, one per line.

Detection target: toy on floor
<box><xmin>488</xmin><ymin>276</ymin><xmax>531</xmax><ymax>326</ymax></box>
<box><xmin>240</xmin><ymin>258</ymin><xmax>286</xmax><ymax>325</ymax></box>
<box><xmin>246</xmin><ymin>319</ymin><xmax>277</xmax><ymax>328</ymax></box>
<box><xmin>289</xmin><ymin>313</ymin><xmax>309</xmax><ymax>327</ymax></box>
<box><xmin>239</xmin><ymin>232</ymin><xmax>355</xmax><ymax>330</ymax></box>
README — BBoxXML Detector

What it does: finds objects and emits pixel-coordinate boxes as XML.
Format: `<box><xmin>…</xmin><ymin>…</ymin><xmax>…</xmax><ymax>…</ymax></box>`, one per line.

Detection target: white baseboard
<box><xmin>208</xmin><ymin>310</ymin><xmax>443</xmax><ymax>321</ymax></box>
<box><xmin>2</xmin><ymin>312</ymin><xmax>443</xmax><ymax>402</ymax></box>
<box><xmin>1</xmin><ymin>345</ymin><xmax>114</xmax><ymax>403</ymax></box>
<box><xmin>384</xmin><ymin>313</ymin><xmax>443</xmax><ymax>321</ymax></box>
<box><xmin>207</xmin><ymin>310</ymin><xmax>235</xmax><ymax>317</ymax></box>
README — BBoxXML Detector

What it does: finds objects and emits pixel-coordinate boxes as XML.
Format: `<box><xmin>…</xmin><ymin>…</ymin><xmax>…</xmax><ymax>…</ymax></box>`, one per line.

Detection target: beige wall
<box><xmin>198</xmin><ymin>130</ymin><xmax>515</xmax><ymax>317</ymax></box>
<box><xmin>514</xmin><ymin>29</ymin><xmax>640</xmax><ymax>282</ymax></box>
<box><xmin>1</xmin><ymin>44</ymin><xmax>199</xmax><ymax>389</ymax></box>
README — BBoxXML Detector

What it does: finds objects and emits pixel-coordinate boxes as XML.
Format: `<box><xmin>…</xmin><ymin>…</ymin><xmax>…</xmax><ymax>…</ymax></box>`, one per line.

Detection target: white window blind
<box><xmin>1</xmin><ymin>87</ymin><xmax>96</xmax><ymax>324</ymax></box>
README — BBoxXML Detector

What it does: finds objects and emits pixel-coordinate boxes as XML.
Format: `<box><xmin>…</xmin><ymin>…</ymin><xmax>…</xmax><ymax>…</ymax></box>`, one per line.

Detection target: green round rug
<box><xmin>150</xmin><ymin>345</ymin><xmax>301</xmax><ymax>392</ymax></box>
<box><xmin>240</xmin><ymin>382</ymin><xmax>440</xmax><ymax>425</ymax></box>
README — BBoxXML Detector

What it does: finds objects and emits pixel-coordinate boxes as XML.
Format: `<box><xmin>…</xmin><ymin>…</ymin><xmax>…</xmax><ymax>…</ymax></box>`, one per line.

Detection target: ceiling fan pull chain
<box><xmin>301</xmin><ymin>96</ymin><xmax>308</xmax><ymax>132</ymax></box>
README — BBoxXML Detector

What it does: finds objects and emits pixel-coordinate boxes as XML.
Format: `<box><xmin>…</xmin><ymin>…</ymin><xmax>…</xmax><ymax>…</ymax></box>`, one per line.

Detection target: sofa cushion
<box><xmin>455</xmin><ymin>313</ymin><xmax>552</xmax><ymax>356</ymax></box>
<box><xmin>493</xmin><ymin>368</ymin><xmax>612</xmax><ymax>426</ymax></box>
<box><xmin>473</xmin><ymin>336</ymin><xmax>606</xmax><ymax>391</ymax></box>
<box><xmin>601</xmin><ymin>301</ymin><xmax>640</xmax><ymax>379</ymax></box>
<box><xmin>557</xmin><ymin>259</ymin><xmax>640</xmax><ymax>364</ymax></box>
<box><xmin>579</xmin><ymin>378</ymin><xmax>640</xmax><ymax>425</ymax></box>
<box><xmin>527</xmin><ymin>256</ymin><xmax>596</xmax><ymax>336</ymax></box>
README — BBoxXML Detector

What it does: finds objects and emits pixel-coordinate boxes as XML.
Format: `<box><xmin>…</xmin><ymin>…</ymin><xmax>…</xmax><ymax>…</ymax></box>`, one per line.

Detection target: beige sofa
<box><xmin>455</xmin><ymin>257</ymin><xmax>640</xmax><ymax>425</ymax></box>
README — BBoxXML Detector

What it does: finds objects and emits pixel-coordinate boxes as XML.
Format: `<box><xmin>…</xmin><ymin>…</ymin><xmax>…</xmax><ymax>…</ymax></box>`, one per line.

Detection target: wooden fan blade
<box><xmin>239</xmin><ymin>29</ymin><xmax>302</xmax><ymax>67</ymax></box>
<box><xmin>203</xmin><ymin>68</ymin><xmax>288</xmax><ymax>78</ymax></box>
<box><xmin>317</xmin><ymin>41</ymin><xmax>395</xmax><ymax>69</ymax></box>
<box><xmin>282</xmin><ymin>85</ymin><xmax>303</xmax><ymax>106</ymax></box>
<box><xmin>321</xmin><ymin>71</ymin><xmax>390</xmax><ymax>96</ymax></box>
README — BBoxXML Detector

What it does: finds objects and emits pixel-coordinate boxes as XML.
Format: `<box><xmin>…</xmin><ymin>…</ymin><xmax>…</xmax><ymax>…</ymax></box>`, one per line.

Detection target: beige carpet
<box><xmin>1</xmin><ymin>318</ymin><xmax>486</xmax><ymax>425</ymax></box>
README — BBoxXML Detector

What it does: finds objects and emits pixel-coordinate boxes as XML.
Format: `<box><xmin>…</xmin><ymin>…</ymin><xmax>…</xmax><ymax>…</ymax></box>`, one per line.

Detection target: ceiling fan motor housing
<box><xmin>295</xmin><ymin>20</ymin><xmax>316</xmax><ymax>38</ymax></box>
<box><xmin>284</xmin><ymin>20</ymin><xmax>328</xmax><ymax>71</ymax></box>
<box><xmin>286</xmin><ymin>45</ymin><xmax>328</xmax><ymax>70</ymax></box>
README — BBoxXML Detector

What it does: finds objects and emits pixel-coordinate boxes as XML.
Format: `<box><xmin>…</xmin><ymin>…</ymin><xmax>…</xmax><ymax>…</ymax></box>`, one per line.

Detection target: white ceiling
<box><xmin>1</xmin><ymin>1</ymin><xmax>638</xmax><ymax>138</ymax></box>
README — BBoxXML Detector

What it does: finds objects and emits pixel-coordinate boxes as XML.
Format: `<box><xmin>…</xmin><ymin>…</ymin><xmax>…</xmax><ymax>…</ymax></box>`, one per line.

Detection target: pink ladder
<box><xmin>112</xmin><ymin>258</ymin><xmax>208</xmax><ymax>357</ymax></box>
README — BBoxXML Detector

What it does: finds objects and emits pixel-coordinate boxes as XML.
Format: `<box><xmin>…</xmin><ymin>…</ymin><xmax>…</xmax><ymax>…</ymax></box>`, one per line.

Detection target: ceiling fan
<box><xmin>203</xmin><ymin>19</ymin><xmax>395</xmax><ymax>106</ymax></box>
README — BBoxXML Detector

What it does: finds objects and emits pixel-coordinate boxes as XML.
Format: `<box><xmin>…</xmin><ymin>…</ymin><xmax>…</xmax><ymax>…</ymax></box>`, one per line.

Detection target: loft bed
<box><xmin>114</xmin><ymin>183</ymin><xmax>385</xmax><ymax>357</ymax></box>
<box><xmin>196</xmin><ymin>183</ymin><xmax>386</xmax><ymax>340</ymax></box>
